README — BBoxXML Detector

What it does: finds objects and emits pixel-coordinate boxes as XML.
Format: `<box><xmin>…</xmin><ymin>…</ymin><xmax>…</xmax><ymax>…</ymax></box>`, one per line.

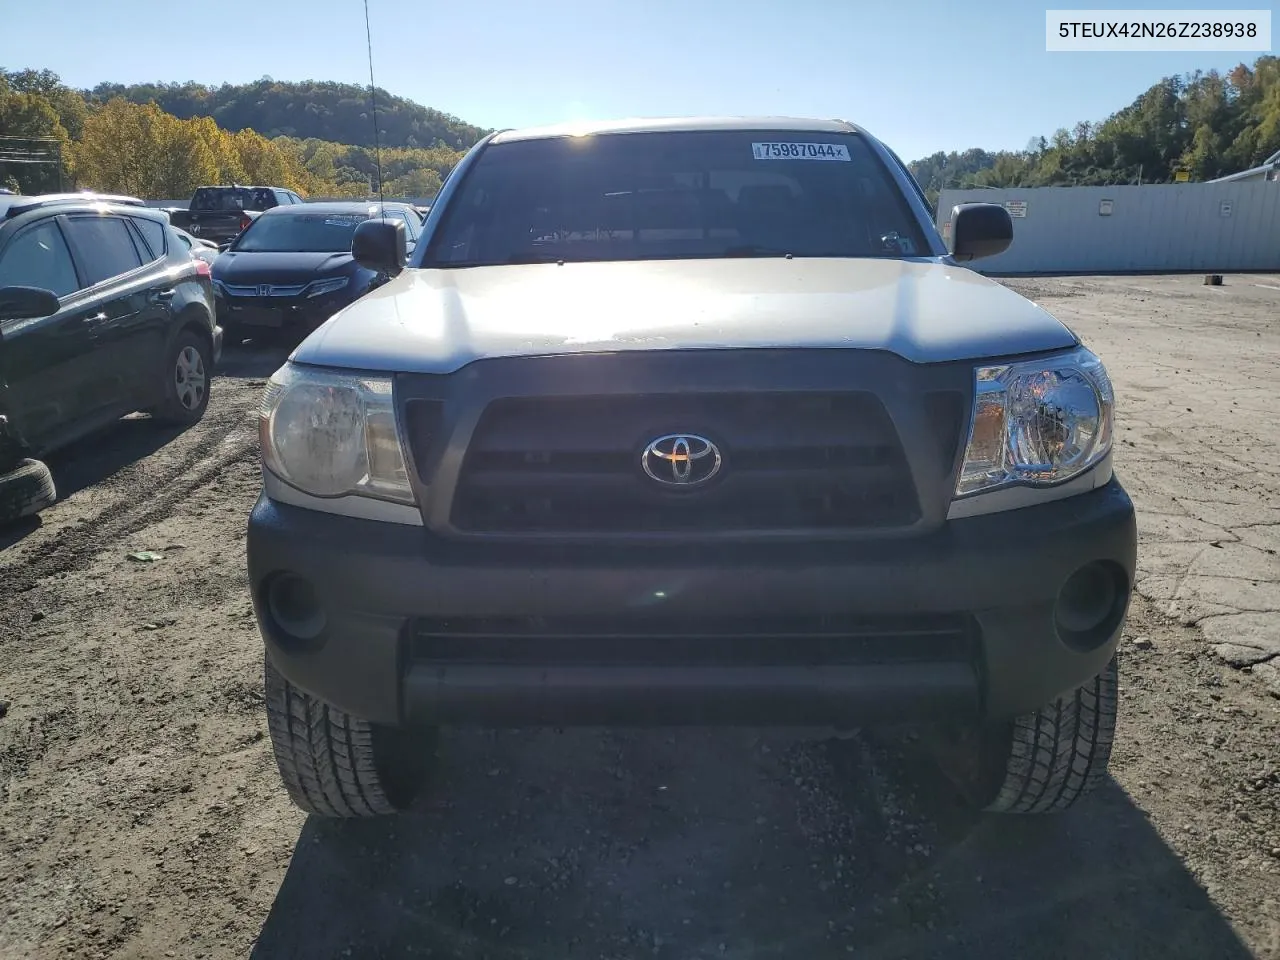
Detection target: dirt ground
<box><xmin>1</xmin><ymin>273</ymin><xmax>1278</xmax><ymax>960</ymax></box>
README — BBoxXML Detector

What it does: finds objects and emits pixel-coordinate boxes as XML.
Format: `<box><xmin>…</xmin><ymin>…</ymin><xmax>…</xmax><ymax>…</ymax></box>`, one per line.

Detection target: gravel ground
<box><xmin>1</xmin><ymin>274</ymin><xmax>1278</xmax><ymax>960</ymax></box>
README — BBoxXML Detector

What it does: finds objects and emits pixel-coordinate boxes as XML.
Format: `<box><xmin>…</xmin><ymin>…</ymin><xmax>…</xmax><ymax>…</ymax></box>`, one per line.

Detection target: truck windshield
<box><xmin>191</xmin><ymin>188</ymin><xmax>274</xmax><ymax>211</ymax></box>
<box><xmin>423</xmin><ymin>130</ymin><xmax>928</xmax><ymax>267</ymax></box>
<box><xmin>233</xmin><ymin>212</ymin><xmax>367</xmax><ymax>253</ymax></box>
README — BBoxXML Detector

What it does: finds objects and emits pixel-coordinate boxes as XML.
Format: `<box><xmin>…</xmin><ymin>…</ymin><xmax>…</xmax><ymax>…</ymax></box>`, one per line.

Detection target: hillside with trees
<box><xmin>86</xmin><ymin>78</ymin><xmax>489</xmax><ymax>151</ymax></box>
<box><xmin>4</xmin><ymin>59</ymin><xmax>1280</xmax><ymax>203</ymax></box>
<box><xmin>0</xmin><ymin>68</ymin><xmax>474</xmax><ymax>198</ymax></box>
<box><xmin>908</xmin><ymin>58</ymin><xmax>1280</xmax><ymax>205</ymax></box>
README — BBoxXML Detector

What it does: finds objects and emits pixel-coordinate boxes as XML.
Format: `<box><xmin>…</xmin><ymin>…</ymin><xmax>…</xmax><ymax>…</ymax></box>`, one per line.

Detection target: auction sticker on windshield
<box><xmin>752</xmin><ymin>142</ymin><xmax>851</xmax><ymax>161</ymax></box>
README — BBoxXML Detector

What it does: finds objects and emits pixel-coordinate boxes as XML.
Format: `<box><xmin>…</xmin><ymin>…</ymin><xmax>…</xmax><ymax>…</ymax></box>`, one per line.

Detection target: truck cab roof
<box><xmin>490</xmin><ymin>116</ymin><xmax>864</xmax><ymax>143</ymax></box>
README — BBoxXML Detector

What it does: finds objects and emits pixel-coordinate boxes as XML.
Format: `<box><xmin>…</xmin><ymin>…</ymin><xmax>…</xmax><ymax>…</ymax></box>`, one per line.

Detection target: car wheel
<box><xmin>932</xmin><ymin>656</ymin><xmax>1118</xmax><ymax>814</ymax></box>
<box><xmin>0</xmin><ymin>457</ymin><xmax>57</xmax><ymax>525</ymax></box>
<box><xmin>263</xmin><ymin>656</ymin><xmax>437</xmax><ymax>817</ymax></box>
<box><xmin>153</xmin><ymin>330</ymin><xmax>211</xmax><ymax>426</ymax></box>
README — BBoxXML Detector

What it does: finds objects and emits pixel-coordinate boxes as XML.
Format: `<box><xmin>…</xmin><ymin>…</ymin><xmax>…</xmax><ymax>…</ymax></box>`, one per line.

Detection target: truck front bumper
<box><xmin>247</xmin><ymin>479</ymin><xmax>1137</xmax><ymax>728</ymax></box>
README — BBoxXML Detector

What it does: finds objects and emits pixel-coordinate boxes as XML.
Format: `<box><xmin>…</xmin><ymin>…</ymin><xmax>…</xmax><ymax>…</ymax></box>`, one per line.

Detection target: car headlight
<box><xmin>955</xmin><ymin>346</ymin><xmax>1113</xmax><ymax>497</ymax></box>
<box><xmin>304</xmin><ymin>276</ymin><xmax>350</xmax><ymax>299</ymax></box>
<box><xmin>259</xmin><ymin>363</ymin><xmax>414</xmax><ymax>504</ymax></box>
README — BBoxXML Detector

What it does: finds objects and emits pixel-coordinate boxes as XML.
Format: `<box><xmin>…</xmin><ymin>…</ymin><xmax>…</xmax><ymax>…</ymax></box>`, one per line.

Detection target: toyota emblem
<box><xmin>641</xmin><ymin>434</ymin><xmax>722</xmax><ymax>487</ymax></box>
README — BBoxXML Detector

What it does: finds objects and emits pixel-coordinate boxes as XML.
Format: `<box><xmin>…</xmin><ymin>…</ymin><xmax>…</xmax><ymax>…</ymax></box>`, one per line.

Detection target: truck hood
<box><xmin>292</xmin><ymin>258</ymin><xmax>1078</xmax><ymax>373</ymax></box>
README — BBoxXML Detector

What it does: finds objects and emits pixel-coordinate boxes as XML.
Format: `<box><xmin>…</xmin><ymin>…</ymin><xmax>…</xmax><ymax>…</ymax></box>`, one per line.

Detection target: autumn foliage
<box><xmin>910</xmin><ymin>58</ymin><xmax>1280</xmax><ymax>204</ymax></box>
<box><xmin>0</xmin><ymin>68</ymin><xmax>473</xmax><ymax>199</ymax></box>
<box><xmin>7</xmin><ymin>60</ymin><xmax>1280</xmax><ymax>203</ymax></box>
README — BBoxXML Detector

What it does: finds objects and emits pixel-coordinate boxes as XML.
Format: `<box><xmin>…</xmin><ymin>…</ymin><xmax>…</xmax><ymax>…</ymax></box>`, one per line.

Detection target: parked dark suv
<box><xmin>0</xmin><ymin>196</ymin><xmax>222</xmax><ymax>523</ymax></box>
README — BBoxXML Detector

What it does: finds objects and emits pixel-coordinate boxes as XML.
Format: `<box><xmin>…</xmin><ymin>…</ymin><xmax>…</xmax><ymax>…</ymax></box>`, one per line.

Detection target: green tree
<box><xmin>73</xmin><ymin>98</ymin><xmax>152</xmax><ymax>195</ymax></box>
<box><xmin>188</xmin><ymin>115</ymin><xmax>245</xmax><ymax>184</ymax></box>
<box><xmin>0</xmin><ymin>90</ymin><xmax>70</xmax><ymax>192</ymax></box>
<box><xmin>3</xmin><ymin>67</ymin><xmax>90</xmax><ymax>140</ymax></box>
<box><xmin>907</xmin><ymin>56</ymin><xmax>1280</xmax><ymax>187</ymax></box>
<box><xmin>386</xmin><ymin>167</ymin><xmax>442</xmax><ymax>199</ymax></box>
<box><xmin>230</xmin><ymin>129</ymin><xmax>309</xmax><ymax>191</ymax></box>
<box><xmin>74</xmin><ymin>99</ymin><xmax>221</xmax><ymax>198</ymax></box>
<box><xmin>1181</xmin><ymin>125</ymin><xmax>1222</xmax><ymax>180</ymax></box>
<box><xmin>149</xmin><ymin>112</ymin><xmax>219</xmax><ymax>198</ymax></box>
<box><xmin>88</xmin><ymin>77</ymin><xmax>490</xmax><ymax>151</ymax></box>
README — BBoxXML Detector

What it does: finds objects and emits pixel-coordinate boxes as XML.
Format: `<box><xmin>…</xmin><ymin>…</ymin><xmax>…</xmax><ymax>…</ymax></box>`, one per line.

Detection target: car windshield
<box><xmin>424</xmin><ymin>130</ymin><xmax>927</xmax><ymax>267</ymax></box>
<box><xmin>232</xmin><ymin>212</ymin><xmax>367</xmax><ymax>252</ymax></box>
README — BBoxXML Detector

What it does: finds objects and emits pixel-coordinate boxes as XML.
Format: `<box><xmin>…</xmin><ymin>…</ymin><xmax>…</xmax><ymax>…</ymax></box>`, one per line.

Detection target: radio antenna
<box><xmin>362</xmin><ymin>0</ymin><xmax>385</xmax><ymax>213</ymax></box>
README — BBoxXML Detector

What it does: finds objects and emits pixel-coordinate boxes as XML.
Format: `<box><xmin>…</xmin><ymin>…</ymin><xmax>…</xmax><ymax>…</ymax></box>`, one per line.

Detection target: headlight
<box><xmin>304</xmin><ymin>276</ymin><xmax>350</xmax><ymax>299</ymax></box>
<box><xmin>955</xmin><ymin>346</ymin><xmax>1113</xmax><ymax>497</ymax></box>
<box><xmin>259</xmin><ymin>363</ymin><xmax>414</xmax><ymax>504</ymax></box>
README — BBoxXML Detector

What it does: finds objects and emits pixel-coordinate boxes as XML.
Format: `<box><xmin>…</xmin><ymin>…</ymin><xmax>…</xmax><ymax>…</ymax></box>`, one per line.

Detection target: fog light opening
<box><xmin>267</xmin><ymin>573</ymin><xmax>327</xmax><ymax>643</ymax></box>
<box><xmin>1054</xmin><ymin>561</ymin><xmax>1128</xmax><ymax>652</ymax></box>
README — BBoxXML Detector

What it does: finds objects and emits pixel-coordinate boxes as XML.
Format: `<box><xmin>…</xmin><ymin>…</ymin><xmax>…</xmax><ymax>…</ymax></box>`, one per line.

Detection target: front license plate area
<box><xmin>232</xmin><ymin>306</ymin><xmax>285</xmax><ymax>328</ymax></box>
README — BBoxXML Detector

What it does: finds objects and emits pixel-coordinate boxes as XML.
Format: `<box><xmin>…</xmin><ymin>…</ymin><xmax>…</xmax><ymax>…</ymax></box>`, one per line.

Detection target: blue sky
<box><xmin>3</xmin><ymin>0</ymin><xmax>1270</xmax><ymax>161</ymax></box>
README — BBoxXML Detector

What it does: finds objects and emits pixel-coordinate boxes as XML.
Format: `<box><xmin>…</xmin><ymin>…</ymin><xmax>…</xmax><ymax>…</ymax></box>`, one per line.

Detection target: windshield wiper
<box><xmin>424</xmin><ymin>255</ymin><xmax>568</xmax><ymax>268</ymax></box>
<box><xmin>502</xmin><ymin>253</ymin><xmax>567</xmax><ymax>265</ymax></box>
<box><xmin>721</xmin><ymin>245</ymin><xmax>794</xmax><ymax>258</ymax></box>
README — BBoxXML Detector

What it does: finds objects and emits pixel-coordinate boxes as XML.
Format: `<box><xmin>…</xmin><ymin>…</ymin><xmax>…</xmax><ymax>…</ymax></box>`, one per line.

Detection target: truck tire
<box><xmin>263</xmin><ymin>657</ymin><xmax>435</xmax><ymax>818</ymax></box>
<box><xmin>152</xmin><ymin>330</ymin><xmax>211</xmax><ymax>426</ymax></box>
<box><xmin>0</xmin><ymin>457</ymin><xmax>57</xmax><ymax>524</ymax></box>
<box><xmin>935</xmin><ymin>656</ymin><xmax>1118</xmax><ymax>814</ymax></box>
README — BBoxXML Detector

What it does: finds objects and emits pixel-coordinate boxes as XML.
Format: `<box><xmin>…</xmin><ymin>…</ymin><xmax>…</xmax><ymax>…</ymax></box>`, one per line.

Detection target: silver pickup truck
<box><xmin>246</xmin><ymin>116</ymin><xmax>1136</xmax><ymax>819</ymax></box>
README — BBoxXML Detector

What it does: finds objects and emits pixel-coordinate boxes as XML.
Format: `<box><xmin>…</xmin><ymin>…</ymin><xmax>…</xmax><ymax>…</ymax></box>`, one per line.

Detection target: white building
<box><xmin>937</xmin><ymin>177</ymin><xmax>1280</xmax><ymax>274</ymax></box>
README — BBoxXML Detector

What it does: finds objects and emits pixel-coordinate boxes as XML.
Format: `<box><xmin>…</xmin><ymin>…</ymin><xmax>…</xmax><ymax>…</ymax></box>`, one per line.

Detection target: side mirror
<box><xmin>949</xmin><ymin>203</ymin><xmax>1013</xmax><ymax>262</ymax></box>
<box><xmin>0</xmin><ymin>286</ymin><xmax>59</xmax><ymax>321</ymax></box>
<box><xmin>352</xmin><ymin>219</ymin><xmax>407</xmax><ymax>277</ymax></box>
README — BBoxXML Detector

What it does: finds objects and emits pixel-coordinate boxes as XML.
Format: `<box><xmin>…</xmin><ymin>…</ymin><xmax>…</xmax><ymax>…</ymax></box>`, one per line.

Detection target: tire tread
<box><xmin>263</xmin><ymin>658</ymin><xmax>402</xmax><ymax>817</ymax></box>
<box><xmin>0</xmin><ymin>458</ymin><xmax>57</xmax><ymax>523</ymax></box>
<box><xmin>984</xmin><ymin>657</ymin><xmax>1118</xmax><ymax>814</ymax></box>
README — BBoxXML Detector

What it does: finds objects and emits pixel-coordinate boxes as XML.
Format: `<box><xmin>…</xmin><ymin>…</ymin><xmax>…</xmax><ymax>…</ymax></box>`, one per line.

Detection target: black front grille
<box><xmin>450</xmin><ymin>392</ymin><xmax>919</xmax><ymax>534</ymax></box>
<box><xmin>409</xmin><ymin>614</ymin><xmax>976</xmax><ymax>667</ymax></box>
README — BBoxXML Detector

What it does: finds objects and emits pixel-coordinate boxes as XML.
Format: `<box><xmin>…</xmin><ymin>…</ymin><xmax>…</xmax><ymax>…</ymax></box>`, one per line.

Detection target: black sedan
<box><xmin>211</xmin><ymin>201</ymin><xmax>422</xmax><ymax>343</ymax></box>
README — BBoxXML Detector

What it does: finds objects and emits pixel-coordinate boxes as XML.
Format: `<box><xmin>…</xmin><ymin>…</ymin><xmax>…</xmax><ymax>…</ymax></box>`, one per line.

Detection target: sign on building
<box><xmin>1099</xmin><ymin>199</ymin><xmax>1114</xmax><ymax>216</ymax></box>
<box><xmin>1004</xmin><ymin>200</ymin><xmax>1028</xmax><ymax>218</ymax></box>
